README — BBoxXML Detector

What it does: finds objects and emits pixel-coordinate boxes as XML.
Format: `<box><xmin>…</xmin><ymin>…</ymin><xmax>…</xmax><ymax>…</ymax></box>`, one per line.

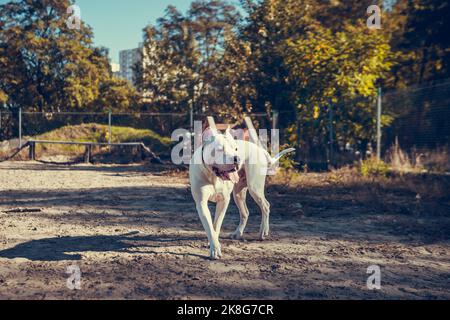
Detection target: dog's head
<box><xmin>202</xmin><ymin>127</ymin><xmax>242</xmax><ymax>183</ymax></box>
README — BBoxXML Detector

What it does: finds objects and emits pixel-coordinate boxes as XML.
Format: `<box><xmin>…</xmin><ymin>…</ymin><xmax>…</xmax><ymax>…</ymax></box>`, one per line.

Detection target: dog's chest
<box><xmin>209</xmin><ymin>193</ymin><xmax>226</xmax><ymax>203</ymax></box>
<box><xmin>208</xmin><ymin>177</ymin><xmax>234</xmax><ymax>203</ymax></box>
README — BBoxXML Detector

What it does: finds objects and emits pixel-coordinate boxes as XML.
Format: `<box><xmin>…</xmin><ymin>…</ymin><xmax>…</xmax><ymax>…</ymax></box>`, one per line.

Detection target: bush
<box><xmin>360</xmin><ymin>157</ymin><xmax>390</xmax><ymax>177</ymax></box>
<box><xmin>278</xmin><ymin>145</ymin><xmax>298</xmax><ymax>170</ymax></box>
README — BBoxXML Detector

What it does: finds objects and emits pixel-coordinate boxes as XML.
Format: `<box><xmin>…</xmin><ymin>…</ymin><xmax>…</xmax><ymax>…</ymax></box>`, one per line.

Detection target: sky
<box><xmin>74</xmin><ymin>0</ymin><xmax>192</xmax><ymax>64</ymax></box>
<box><xmin>0</xmin><ymin>0</ymin><xmax>193</xmax><ymax>64</ymax></box>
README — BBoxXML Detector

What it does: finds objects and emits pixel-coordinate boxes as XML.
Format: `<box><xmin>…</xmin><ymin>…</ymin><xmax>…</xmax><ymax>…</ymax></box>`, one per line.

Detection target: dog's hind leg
<box><xmin>231</xmin><ymin>187</ymin><xmax>250</xmax><ymax>240</ymax></box>
<box><xmin>249</xmin><ymin>190</ymin><xmax>271</xmax><ymax>240</ymax></box>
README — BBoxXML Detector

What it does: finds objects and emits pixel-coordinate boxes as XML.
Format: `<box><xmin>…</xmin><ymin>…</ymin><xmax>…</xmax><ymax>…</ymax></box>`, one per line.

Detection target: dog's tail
<box><xmin>268</xmin><ymin>148</ymin><xmax>296</xmax><ymax>166</ymax></box>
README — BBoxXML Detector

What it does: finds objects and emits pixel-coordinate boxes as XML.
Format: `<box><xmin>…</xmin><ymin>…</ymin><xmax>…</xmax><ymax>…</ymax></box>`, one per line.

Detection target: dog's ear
<box><xmin>203</xmin><ymin>127</ymin><xmax>217</xmax><ymax>143</ymax></box>
<box><xmin>225</xmin><ymin>126</ymin><xmax>234</xmax><ymax>140</ymax></box>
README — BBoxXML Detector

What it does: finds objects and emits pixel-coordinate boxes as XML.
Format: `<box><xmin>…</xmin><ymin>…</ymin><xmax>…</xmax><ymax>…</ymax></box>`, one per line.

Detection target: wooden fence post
<box><xmin>19</xmin><ymin>108</ymin><xmax>22</xmax><ymax>148</ymax></box>
<box><xmin>84</xmin><ymin>144</ymin><xmax>92</xmax><ymax>163</ymax></box>
<box><xmin>28</xmin><ymin>141</ymin><xmax>36</xmax><ymax>161</ymax></box>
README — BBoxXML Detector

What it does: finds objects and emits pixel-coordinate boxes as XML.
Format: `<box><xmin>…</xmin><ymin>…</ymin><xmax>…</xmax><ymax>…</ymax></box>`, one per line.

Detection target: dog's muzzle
<box><xmin>212</xmin><ymin>161</ymin><xmax>241</xmax><ymax>184</ymax></box>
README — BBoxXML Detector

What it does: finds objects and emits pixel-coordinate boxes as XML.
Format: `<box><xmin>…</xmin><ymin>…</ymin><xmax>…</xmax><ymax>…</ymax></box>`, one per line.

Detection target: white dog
<box><xmin>189</xmin><ymin>127</ymin><xmax>295</xmax><ymax>260</ymax></box>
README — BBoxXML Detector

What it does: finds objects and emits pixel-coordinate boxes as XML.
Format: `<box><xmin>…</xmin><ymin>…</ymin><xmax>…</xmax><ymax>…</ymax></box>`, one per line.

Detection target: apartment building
<box><xmin>119</xmin><ymin>47</ymin><xmax>142</xmax><ymax>85</ymax></box>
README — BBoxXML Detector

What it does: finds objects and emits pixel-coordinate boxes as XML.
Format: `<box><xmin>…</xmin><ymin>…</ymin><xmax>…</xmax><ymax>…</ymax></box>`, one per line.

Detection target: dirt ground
<box><xmin>0</xmin><ymin>161</ymin><xmax>449</xmax><ymax>300</ymax></box>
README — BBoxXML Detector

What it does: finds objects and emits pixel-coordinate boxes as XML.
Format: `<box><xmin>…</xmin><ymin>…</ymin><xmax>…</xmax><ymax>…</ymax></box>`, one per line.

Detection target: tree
<box><xmin>136</xmin><ymin>10</ymin><xmax>200</xmax><ymax>113</ymax></box>
<box><xmin>369</xmin><ymin>0</ymin><xmax>450</xmax><ymax>88</ymax></box>
<box><xmin>239</xmin><ymin>0</ymin><xmax>317</xmax><ymax>115</ymax></box>
<box><xmin>93</xmin><ymin>77</ymin><xmax>139</xmax><ymax>112</ymax></box>
<box><xmin>283</xmin><ymin>23</ymin><xmax>391</xmax><ymax>158</ymax></box>
<box><xmin>137</xmin><ymin>1</ymin><xmax>242</xmax><ymax>115</ymax></box>
<box><xmin>211</xmin><ymin>35</ymin><xmax>256</xmax><ymax>118</ymax></box>
<box><xmin>379</xmin><ymin>0</ymin><xmax>450</xmax><ymax>151</ymax></box>
<box><xmin>237</xmin><ymin>0</ymin><xmax>392</xmax><ymax>161</ymax></box>
<box><xmin>0</xmin><ymin>0</ymin><xmax>134</xmax><ymax>112</ymax></box>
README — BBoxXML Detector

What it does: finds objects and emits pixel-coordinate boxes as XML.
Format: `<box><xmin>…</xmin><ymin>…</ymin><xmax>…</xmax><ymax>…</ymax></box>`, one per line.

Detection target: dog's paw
<box><xmin>259</xmin><ymin>231</ymin><xmax>270</xmax><ymax>241</ymax></box>
<box><xmin>209</xmin><ymin>242</ymin><xmax>222</xmax><ymax>260</ymax></box>
<box><xmin>230</xmin><ymin>231</ymin><xmax>246</xmax><ymax>241</ymax></box>
<box><xmin>259</xmin><ymin>224</ymin><xmax>270</xmax><ymax>241</ymax></box>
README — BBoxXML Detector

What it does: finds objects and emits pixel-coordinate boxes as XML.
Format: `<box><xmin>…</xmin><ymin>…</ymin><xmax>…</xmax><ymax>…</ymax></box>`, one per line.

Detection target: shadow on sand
<box><xmin>0</xmin><ymin>232</ymin><xmax>206</xmax><ymax>261</ymax></box>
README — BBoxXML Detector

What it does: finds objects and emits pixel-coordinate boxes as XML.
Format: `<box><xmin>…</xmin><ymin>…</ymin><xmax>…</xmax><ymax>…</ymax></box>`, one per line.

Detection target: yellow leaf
<box><xmin>313</xmin><ymin>105</ymin><xmax>320</xmax><ymax>119</ymax></box>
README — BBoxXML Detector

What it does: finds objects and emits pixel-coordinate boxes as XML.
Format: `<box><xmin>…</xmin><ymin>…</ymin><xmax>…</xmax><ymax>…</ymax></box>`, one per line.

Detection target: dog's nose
<box><xmin>234</xmin><ymin>156</ymin><xmax>240</xmax><ymax>164</ymax></box>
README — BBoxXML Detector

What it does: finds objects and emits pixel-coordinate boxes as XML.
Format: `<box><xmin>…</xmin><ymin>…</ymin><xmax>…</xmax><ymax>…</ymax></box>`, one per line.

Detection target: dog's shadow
<box><xmin>0</xmin><ymin>232</ymin><xmax>207</xmax><ymax>261</ymax></box>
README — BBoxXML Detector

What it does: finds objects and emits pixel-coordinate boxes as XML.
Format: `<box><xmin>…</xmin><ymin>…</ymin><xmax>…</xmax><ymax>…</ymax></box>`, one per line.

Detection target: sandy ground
<box><xmin>0</xmin><ymin>161</ymin><xmax>449</xmax><ymax>300</ymax></box>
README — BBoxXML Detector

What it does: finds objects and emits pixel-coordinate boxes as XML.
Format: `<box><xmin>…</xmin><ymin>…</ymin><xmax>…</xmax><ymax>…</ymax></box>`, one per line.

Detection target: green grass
<box><xmin>32</xmin><ymin>123</ymin><xmax>172</xmax><ymax>157</ymax></box>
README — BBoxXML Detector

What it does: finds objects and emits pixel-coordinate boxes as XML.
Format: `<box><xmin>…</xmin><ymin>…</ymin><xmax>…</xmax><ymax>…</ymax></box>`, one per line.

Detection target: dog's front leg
<box><xmin>213</xmin><ymin>196</ymin><xmax>231</xmax><ymax>238</ymax></box>
<box><xmin>196</xmin><ymin>200</ymin><xmax>222</xmax><ymax>260</ymax></box>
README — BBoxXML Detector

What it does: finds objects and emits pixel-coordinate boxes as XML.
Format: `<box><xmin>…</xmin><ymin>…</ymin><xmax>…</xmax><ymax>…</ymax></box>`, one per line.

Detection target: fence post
<box><xmin>19</xmin><ymin>108</ymin><xmax>22</xmax><ymax>148</ymax></box>
<box><xmin>328</xmin><ymin>104</ymin><xmax>334</xmax><ymax>167</ymax></box>
<box><xmin>84</xmin><ymin>144</ymin><xmax>92</xmax><ymax>164</ymax></box>
<box><xmin>190</xmin><ymin>104</ymin><xmax>194</xmax><ymax>133</ymax></box>
<box><xmin>108</xmin><ymin>109</ymin><xmax>112</xmax><ymax>146</ymax></box>
<box><xmin>29</xmin><ymin>141</ymin><xmax>35</xmax><ymax>161</ymax></box>
<box><xmin>376</xmin><ymin>87</ymin><xmax>382</xmax><ymax>161</ymax></box>
<box><xmin>271</xmin><ymin>110</ymin><xmax>280</xmax><ymax>159</ymax></box>
<box><xmin>272</xmin><ymin>110</ymin><xmax>279</xmax><ymax>132</ymax></box>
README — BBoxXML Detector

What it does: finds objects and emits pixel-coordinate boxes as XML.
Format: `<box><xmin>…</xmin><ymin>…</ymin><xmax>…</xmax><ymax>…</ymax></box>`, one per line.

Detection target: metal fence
<box><xmin>286</xmin><ymin>80</ymin><xmax>450</xmax><ymax>168</ymax></box>
<box><xmin>0</xmin><ymin>110</ymin><xmax>273</xmax><ymax>146</ymax></box>
<box><xmin>0</xmin><ymin>110</ymin><xmax>191</xmax><ymax>147</ymax></box>
<box><xmin>1</xmin><ymin>79</ymin><xmax>449</xmax><ymax>167</ymax></box>
<box><xmin>0</xmin><ymin>109</ymin><xmax>17</xmax><ymax>143</ymax></box>
<box><xmin>383</xmin><ymin>80</ymin><xmax>450</xmax><ymax>153</ymax></box>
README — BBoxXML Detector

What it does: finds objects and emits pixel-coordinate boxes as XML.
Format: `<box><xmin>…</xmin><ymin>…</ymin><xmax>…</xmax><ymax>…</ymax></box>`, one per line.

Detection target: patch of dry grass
<box><xmin>270</xmin><ymin>166</ymin><xmax>450</xmax><ymax>202</ymax></box>
<box><xmin>385</xmin><ymin>140</ymin><xmax>450</xmax><ymax>174</ymax></box>
<box><xmin>1</xmin><ymin>124</ymin><xmax>172</xmax><ymax>162</ymax></box>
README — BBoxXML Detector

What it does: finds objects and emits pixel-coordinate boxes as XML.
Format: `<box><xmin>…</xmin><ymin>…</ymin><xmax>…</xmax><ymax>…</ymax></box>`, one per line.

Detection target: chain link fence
<box><xmin>381</xmin><ymin>80</ymin><xmax>450</xmax><ymax>172</ymax></box>
<box><xmin>0</xmin><ymin>110</ymin><xmax>191</xmax><ymax>161</ymax></box>
<box><xmin>383</xmin><ymin>80</ymin><xmax>450</xmax><ymax>151</ymax></box>
<box><xmin>1</xmin><ymin>79</ymin><xmax>449</xmax><ymax>170</ymax></box>
<box><xmin>0</xmin><ymin>110</ymin><xmax>190</xmax><ymax>142</ymax></box>
<box><xmin>284</xmin><ymin>80</ymin><xmax>450</xmax><ymax>170</ymax></box>
<box><xmin>0</xmin><ymin>110</ymin><xmax>19</xmax><ymax>150</ymax></box>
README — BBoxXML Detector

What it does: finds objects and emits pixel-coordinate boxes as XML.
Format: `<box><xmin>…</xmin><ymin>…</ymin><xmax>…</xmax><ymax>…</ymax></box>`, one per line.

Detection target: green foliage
<box><xmin>282</xmin><ymin>22</ymin><xmax>391</xmax><ymax>154</ymax></box>
<box><xmin>136</xmin><ymin>1</ymin><xmax>243</xmax><ymax>116</ymax></box>
<box><xmin>278</xmin><ymin>151</ymin><xmax>297</xmax><ymax>171</ymax></box>
<box><xmin>0</xmin><ymin>0</ymin><xmax>135</xmax><ymax>112</ymax></box>
<box><xmin>386</xmin><ymin>0</ymin><xmax>450</xmax><ymax>87</ymax></box>
<box><xmin>94</xmin><ymin>78</ymin><xmax>139</xmax><ymax>112</ymax></box>
<box><xmin>233</xmin><ymin>0</ymin><xmax>393</xmax><ymax>161</ymax></box>
<box><xmin>2</xmin><ymin>0</ymin><xmax>446</xmax><ymax>163</ymax></box>
<box><xmin>136</xmin><ymin>0</ymin><xmax>395</xmax><ymax>154</ymax></box>
<box><xmin>360</xmin><ymin>157</ymin><xmax>390</xmax><ymax>177</ymax></box>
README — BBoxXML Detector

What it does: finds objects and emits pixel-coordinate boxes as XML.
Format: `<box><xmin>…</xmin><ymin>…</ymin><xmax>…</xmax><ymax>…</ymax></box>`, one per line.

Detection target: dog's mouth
<box><xmin>212</xmin><ymin>165</ymin><xmax>240</xmax><ymax>183</ymax></box>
